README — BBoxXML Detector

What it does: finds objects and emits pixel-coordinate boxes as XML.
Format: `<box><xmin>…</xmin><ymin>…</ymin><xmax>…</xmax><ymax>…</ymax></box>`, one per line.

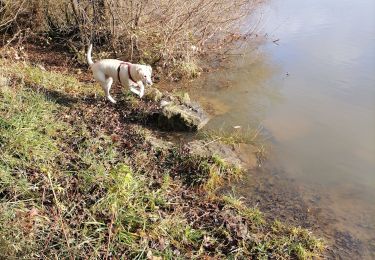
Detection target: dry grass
<box><xmin>199</xmin><ymin>126</ymin><xmax>269</xmax><ymax>163</ymax></box>
<box><xmin>0</xmin><ymin>0</ymin><xmax>261</xmax><ymax>79</ymax></box>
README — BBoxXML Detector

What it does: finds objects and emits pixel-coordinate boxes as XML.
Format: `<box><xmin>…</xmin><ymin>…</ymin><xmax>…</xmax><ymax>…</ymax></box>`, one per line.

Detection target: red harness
<box><xmin>117</xmin><ymin>62</ymin><xmax>136</xmax><ymax>84</ymax></box>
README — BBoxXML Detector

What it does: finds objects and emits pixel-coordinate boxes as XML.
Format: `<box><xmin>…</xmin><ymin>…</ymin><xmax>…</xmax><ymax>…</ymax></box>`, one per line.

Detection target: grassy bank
<box><xmin>0</xmin><ymin>59</ymin><xmax>324</xmax><ymax>259</ymax></box>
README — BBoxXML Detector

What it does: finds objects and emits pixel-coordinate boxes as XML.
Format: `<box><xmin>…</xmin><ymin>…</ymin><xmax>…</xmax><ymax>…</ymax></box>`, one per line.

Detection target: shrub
<box><xmin>0</xmin><ymin>0</ymin><xmax>260</xmax><ymax>77</ymax></box>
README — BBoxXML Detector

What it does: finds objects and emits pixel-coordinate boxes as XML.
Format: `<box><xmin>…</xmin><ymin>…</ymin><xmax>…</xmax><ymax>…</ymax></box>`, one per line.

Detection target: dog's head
<box><xmin>137</xmin><ymin>65</ymin><xmax>153</xmax><ymax>86</ymax></box>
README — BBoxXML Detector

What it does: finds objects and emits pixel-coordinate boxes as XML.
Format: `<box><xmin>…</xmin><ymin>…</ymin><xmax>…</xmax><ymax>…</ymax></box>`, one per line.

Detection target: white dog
<box><xmin>87</xmin><ymin>44</ymin><xmax>153</xmax><ymax>103</ymax></box>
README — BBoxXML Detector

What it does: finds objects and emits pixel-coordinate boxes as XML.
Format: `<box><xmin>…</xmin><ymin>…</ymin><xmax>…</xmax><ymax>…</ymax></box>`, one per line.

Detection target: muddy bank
<box><xmin>230</xmin><ymin>161</ymin><xmax>371</xmax><ymax>259</ymax></box>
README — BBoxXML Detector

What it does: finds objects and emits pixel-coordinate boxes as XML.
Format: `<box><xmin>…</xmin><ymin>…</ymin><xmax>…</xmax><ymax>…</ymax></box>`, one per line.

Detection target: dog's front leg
<box><xmin>130</xmin><ymin>86</ymin><xmax>140</xmax><ymax>96</ymax></box>
<box><xmin>130</xmin><ymin>82</ymin><xmax>144</xmax><ymax>98</ymax></box>
<box><xmin>138</xmin><ymin>81</ymin><xmax>145</xmax><ymax>98</ymax></box>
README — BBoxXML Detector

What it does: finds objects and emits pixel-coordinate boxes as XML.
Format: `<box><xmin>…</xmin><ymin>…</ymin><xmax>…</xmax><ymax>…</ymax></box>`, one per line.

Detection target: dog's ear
<box><xmin>147</xmin><ymin>65</ymin><xmax>152</xmax><ymax>73</ymax></box>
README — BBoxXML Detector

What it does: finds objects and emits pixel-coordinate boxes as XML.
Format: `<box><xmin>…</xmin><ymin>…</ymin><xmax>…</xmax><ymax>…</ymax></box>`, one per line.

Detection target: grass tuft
<box><xmin>173</xmin><ymin>60</ymin><xmax>202</xmax><ymax>79</ymax></box>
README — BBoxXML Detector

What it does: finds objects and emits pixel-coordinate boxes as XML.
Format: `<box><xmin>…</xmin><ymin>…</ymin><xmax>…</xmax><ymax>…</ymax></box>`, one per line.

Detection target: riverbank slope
<box><xmin>0</xmin><ymin>47</ymin><xmax>324</xmax><ymax>259</ymax></box>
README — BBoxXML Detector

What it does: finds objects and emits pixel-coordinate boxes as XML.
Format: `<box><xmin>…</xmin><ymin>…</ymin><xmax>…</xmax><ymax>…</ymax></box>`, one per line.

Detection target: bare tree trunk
<box><xmin>30</xmin><ymin>0</ymin><xmax>43</xmax><ymax>31</ymax></box>
<box><xmin>70</xmin><ymin>0</ymin><xmax>89</xmax><ymax>45</ymax></box>
<box><xmin>70</xmin><ymin>0</ymin><xmax>81</xmax><ymax>21</ymax></box>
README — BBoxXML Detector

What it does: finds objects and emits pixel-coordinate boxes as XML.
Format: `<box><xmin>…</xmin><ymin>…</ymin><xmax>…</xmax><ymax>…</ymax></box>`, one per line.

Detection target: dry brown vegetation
<box><xmin>1</xmin><ymin>0</ymin><xmax>261</xmax><ymax>79</ymax></box>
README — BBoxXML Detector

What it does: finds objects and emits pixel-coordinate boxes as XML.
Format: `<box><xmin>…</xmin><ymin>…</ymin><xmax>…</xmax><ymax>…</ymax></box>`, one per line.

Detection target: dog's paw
<box><xmin>130</xmin><ymin>87</ymin><xmax>140</xmax><ymax>96</ymax></box>
<box><xmin>108</xmin><ymin>96</ymin><xmax>117</xmax><ymax>104</ymax></box>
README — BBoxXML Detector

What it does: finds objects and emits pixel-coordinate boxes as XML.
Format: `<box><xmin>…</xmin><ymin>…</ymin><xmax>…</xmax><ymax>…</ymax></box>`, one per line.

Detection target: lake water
<box><xmin>190</xmin><ymin>0</ymin><xmax>375</xmax><ymax>257</ymax></box>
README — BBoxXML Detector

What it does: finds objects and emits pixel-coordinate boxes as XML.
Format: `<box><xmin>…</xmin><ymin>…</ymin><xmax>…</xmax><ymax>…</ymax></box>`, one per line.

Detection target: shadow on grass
<box><xmin>26</xmin><ymin>84</ymin><xmax>79</xmax><ymax>106</ymax></box>
<box><xmin>26</xmin><ymin>83</ymin><xmax>160</xmax><ymax>129</ymax></box>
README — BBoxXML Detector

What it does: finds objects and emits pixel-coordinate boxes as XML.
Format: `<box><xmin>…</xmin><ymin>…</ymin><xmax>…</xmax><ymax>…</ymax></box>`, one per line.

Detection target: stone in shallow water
<box><xmin>185</xmin><ymin>140</ymin><xmax>258</xmax><ymax>170</ymax></box>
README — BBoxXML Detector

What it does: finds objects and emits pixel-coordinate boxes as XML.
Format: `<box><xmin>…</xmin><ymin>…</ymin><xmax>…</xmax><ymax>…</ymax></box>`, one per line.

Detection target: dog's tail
<box><xmin>87</xmin><ymin>44</ymin><xmax>94</xmax><ymax>66</ymax></box>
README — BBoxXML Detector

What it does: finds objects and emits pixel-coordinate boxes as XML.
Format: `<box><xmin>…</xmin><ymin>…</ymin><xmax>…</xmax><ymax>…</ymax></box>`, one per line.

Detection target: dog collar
<box><xmin>117</xmin><ymin>62</ymin><xmax>136</xmax><ymax>84</ymax></box>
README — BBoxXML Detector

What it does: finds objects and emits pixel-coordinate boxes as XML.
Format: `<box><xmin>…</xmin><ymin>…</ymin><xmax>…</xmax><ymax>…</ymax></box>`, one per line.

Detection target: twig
<box><xmin>250</xmin><ymin>125</ymin><xmax>263</xmax><ymax>142</ymax></box>
<box><xmin>47</xmin><ymin>172</ymin><xmax>73</xmax><ymax>260</ymax></box>
<box><xmin>105</xmin><ymin>209</ymin><xmax>115</xmax><ymax>260</ymax></box>
<box><xmin>0</xmin><ymin>0</ymin><xmax>27</xmax><ymax>29</ymax></box>
<box><xmin>1</xmin><ymin>29</ymin><xmax>23</xmax><ymax>49</ymax></box>
<box><xmin>202</xmin><ymin>137</ymin><xmax>222</xmax><ymax>147</ymax></box>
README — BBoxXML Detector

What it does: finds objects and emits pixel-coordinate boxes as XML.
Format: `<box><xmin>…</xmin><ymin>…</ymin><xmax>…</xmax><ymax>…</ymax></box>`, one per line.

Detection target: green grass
<box><xmin>0</xmin><ymin>80</ymin><xmax>205</xmax><ymax>258</ymax></box>
<box><xmin>199</xmin><ymin>127</ymin><xmax>262</xmax><ymax>145</ymax></box>
<box><xmin>223</xmin><ymin>195</ymin><xmax>265</xmax><ymax>226</ymax></box>
<box><xmin>0</xmin><ymin>59</ymin><xmax>325</xmax><ymax>259</ymax></box>
<box><xmin>0</xmin><ymin>58</ymin><xmax>99</xmax><ymax>96</ymax></box>
<box><xmin>0</xmin><ymin>83</ymin><xmax>63</xmax><ymax>257</ymax></box>
<box><xmin>171</xmin><ymin>152</ymin><xmax>242</xmax><ymax>194</ymax></box>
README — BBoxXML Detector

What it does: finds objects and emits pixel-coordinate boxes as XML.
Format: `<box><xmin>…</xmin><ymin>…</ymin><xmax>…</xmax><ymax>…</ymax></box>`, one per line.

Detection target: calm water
<box><xmin>191</xmin><ymin>0</ymin><xmax>375</xmax><ymax>257</ymax></box>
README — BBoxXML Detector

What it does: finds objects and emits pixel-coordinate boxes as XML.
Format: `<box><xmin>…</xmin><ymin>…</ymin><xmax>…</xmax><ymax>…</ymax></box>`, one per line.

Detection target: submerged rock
<box><xmin>233</xmin><ymin>143</ymin><xmax>258</xmax><ymax>169</ymax></box>
<box><xmin>185</xmin><ymin>140</ymin><xmax>258</xmax><ymax>170</ymax></box>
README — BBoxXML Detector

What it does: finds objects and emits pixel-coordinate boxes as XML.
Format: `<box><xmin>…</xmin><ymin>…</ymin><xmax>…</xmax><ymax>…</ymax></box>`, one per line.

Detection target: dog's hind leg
<box><xmin>93</xmin><ymin>71</ymin><xmax>116</xmax><ymax>103</ymax></box>
<box><xmin>103</xmin><ymin>77</ymin><xmax>116</xmax><ymax>103</ymax></box>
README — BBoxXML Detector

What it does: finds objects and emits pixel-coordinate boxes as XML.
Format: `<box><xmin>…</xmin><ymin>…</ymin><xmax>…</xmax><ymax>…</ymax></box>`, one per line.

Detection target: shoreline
<box><xmin>0</xmin><ymin>44</ymin><xmax>324</xmax><ymax>258</ymax></box>
<box><xmin>231</xmin><ymin>161</ymin><xmax>371</xmax><ymax>259</ymax></box>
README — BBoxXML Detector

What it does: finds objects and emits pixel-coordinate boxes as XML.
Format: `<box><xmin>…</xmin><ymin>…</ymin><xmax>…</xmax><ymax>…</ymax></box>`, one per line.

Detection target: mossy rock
<box><xmin>145</xmin><ymin>87</ymin><xmax>163</xmax><ymax>102</ymax></box>
<box><xmin>157</xmin><ymin>101</ymin><xmax>209</xmax><ymax>131</ymax></box>
<box><xmin>186</xmin><ymin>140</ymin><xmax>258</xmax><ymax>170</ymax></box>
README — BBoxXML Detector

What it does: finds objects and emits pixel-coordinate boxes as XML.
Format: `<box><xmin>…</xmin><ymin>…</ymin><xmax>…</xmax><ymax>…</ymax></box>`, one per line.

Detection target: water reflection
<box><xmin>191</xmin><ymin>0</ymin><xmax>375</xmax><ymax>257</ymax></box>
<box><xmin>190</xmin><ymin>50</ymin><xmax>283</xmax><ymax>129</ymax></box>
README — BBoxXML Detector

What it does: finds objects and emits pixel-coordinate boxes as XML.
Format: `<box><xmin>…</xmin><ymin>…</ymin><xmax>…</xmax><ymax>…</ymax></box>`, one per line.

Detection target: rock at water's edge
<box><xmin>185</xmin><ymin>140</ymin><xmax>258</xmax><ymax>170</ymax></box>
<box><xmin>155</xmin><ymin>92</ymin><xmax>209</xmax><ymax>131</ymax></box>
<box><xmin>157</xmin><ymin>102</ymin><xmax>209</xmax><ymax>131</ymax></box>
<box><xmin>145</xmin><ymin>87</ymin><xmax>163</xmax><ymax>102</ymax></box>
<box><xmin>142</xmin><ymin>88</ymin><xmax>210</xmax><ymax>131</ymax></box>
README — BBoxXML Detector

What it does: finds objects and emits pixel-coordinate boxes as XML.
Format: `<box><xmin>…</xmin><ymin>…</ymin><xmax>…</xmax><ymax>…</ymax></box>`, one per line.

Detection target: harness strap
<box><xmin>117</xmin><ymin>62</ymin><xmax>136</xmax><ymax>84</ymax></box>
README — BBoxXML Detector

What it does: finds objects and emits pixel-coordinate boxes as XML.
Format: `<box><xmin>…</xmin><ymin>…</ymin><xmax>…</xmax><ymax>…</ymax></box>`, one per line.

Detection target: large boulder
<box><xmin>157</xmin><ymin>101</ymin><xmax>209</xmax><ymax>131</ymax></box>
<box><xmin>145</xmin><ymin>90</ymin><xmax>209</xmax><ymax>132</ymax></box>
<box><xmin>143</xmin><ymin>87</ymin><xmax>210</xmax><ymax>131</ymax></box>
